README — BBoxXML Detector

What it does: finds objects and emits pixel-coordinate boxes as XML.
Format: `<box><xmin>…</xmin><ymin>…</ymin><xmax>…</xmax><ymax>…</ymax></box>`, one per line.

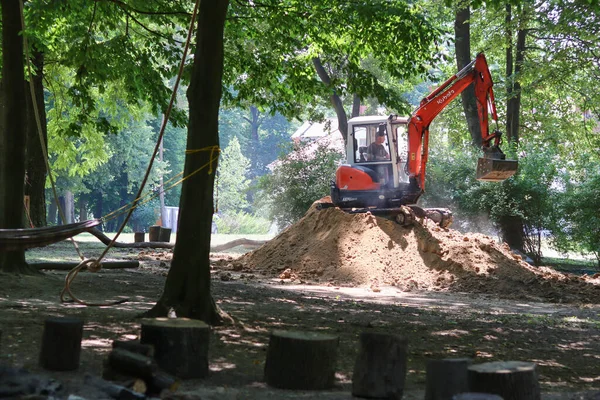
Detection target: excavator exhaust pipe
<box><xmin>476</xmin><ymin>157</ymin><xmax>518</xmax><ymax>182</ymax></box>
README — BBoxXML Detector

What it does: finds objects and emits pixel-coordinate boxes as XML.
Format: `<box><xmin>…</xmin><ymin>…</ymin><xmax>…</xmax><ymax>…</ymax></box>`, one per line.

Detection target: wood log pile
<box><xmin>98</xmin><ymin>339</ymin><xmax>179</xmax><ymax>399</ymax></box>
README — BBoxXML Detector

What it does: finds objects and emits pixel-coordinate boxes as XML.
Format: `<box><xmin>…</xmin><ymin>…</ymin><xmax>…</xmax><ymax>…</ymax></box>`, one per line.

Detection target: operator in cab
<box><xmin>367</xmin><ymin>124</ymin><xmax>390</xmax><ymax>161</ymax></box>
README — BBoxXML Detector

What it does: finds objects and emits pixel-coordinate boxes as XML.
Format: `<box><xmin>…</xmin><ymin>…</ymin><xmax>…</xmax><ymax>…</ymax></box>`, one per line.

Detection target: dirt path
<box><xmin>1</xmin><ymin>263</ymin><xmax>600</xmax><ymax>399</ymax></box>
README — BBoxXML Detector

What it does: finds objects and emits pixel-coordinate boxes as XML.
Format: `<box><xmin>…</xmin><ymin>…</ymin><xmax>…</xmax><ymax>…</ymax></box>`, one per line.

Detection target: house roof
<box><xmin>291</xmin><ymin>118</ymin><xmax>340</xmax><ymax>140</ymax></box>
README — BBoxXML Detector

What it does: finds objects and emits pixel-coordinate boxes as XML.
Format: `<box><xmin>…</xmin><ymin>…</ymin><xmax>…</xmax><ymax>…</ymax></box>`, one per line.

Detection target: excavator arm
<box><xmin>407</xmin><ymin>53</ymin><xmax>517</xmax><ymax>191</ymax></box>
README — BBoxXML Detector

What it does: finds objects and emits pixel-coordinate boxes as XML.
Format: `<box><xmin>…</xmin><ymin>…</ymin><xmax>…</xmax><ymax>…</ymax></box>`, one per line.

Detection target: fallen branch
<box><xmin>33</xmin><ymin>260</ymin><xmax>140</xmax><ymax>271</ymax></box>
<box><xmin>210</xmin><ymin>238</ymin><xmax>267</xmax><ymax>252</ymax></box>
<box><xmin>88</xmin><ymin>228</ymin><xmax>267</xmax><ymax>252</ymax></box>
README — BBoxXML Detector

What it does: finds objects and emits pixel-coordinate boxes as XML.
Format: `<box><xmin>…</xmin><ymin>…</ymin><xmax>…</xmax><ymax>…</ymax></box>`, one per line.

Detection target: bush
<box><xmin>215</xmin><ymin>211</ymin><xmax>271</xmax><ymax>234</ymax></box>
<box><xmin>257</xmin><ymin>139</ymin><xmax>344</xmax><ymax>229</ymax></box>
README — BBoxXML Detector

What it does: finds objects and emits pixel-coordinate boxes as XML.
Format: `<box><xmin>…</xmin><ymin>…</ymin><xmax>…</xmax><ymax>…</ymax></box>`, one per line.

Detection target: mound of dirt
<box><xmin>238</xmin><ymin>199</ymin><xmax>600</xmax><ymax>303</ymax></box>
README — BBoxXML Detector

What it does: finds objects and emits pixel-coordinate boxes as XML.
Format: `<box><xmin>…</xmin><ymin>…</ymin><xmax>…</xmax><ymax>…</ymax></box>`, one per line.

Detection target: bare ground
<box><xmin>2</xmin><ymin>203</ymin><xmax>600</xmax><ymax>399</ymax></box>
<box><xmin>0</xmin><ymin>255</ymin><xmax>600</xmax><ymax>398</ymax></box>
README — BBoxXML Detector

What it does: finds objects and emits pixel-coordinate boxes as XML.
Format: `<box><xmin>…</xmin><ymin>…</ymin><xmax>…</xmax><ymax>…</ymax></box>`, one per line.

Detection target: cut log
<box><xmin>468</xmin><ymin>361</ymin><xmax>540</xmax><ymax>400</ymax></box>
<box><xmin>148</xmin><ymin>226</ymin><xmax>161</xmax><ymax>242</ymax></box>
<box><xmin>146</xmin><ymin>371</ymin><xmax>179</xmax><ymax>395</ymax></box>
<box><xmin>112</xmin><ymin>340</ymin><xmax>154</xmax><ymax>358</ymax></box>
<box><xmin>108</xmin><ymin>348</ymin><xmax>158</xmax><ymax>379</ymax></box>
<box><xmin>425</xmin><ymin>358</ymin><xmax>473</xmax><ymax>400</ymax></box>
<box><xmin>264</xmin><ymin>330</ymin><xmax>339</xmax><ymax>390</ymax></box>
<box><xmin>33</xmin><ymin>260</ymin><xmax>140</xmax><ymax>271</ymax></box>
<box><xmin>158</xmin><ymin>227</ymin><xmax>171</xmax><ymax>242</ymax></box>
<box><xmin>454</xmin><ymin>394</ymin><xmax>504</xmax><ymax>400</ymax></box>
<box><xmin>140</xmin><ymin>318</ymin><xmax>210</xmax><ymax>379</ymax></box>
<box><xmin>134</xmin><ymin>232</ymin><xmax>145</xmax><ymax>243</ymax></box>
<box><xmin>89</xmin><ymin>228</ymin><xmax>175</xmax><ymax>248</ymax></box>
<box><xmin>84</xmin><ymin>374</ymin><xmax>145</xmax><ymax>400</ymax></box>
<box><xmin>351</xmin><ymin>332</ymin><xmax>408</xmax><ymax>399</ymax></box>
<box><xmin>39</xmin><ymin>317</ymin><xmax>84</xmax><ymax>371</ymax></box>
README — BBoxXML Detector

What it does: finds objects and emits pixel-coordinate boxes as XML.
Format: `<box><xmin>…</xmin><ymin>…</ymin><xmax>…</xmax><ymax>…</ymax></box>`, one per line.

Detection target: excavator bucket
<box><xmin>476</xmin><ymin>157</ymin><xmax>518</xmax><ymax>182</ymax></box>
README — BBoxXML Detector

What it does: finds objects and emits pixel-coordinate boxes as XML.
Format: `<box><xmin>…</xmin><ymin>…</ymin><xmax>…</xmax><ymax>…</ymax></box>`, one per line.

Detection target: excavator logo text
<box><xmin>436</xmin><ymin>89</ymin><xmax>455</xmax><ymax>105</ymax></box>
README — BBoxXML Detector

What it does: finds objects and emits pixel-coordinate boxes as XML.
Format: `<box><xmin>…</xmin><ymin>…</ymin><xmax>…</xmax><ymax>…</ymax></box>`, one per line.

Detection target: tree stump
<box><xmin>264</xmin><ymin>330</ymin><xmax>339</xmax><ymax>390</ymax></box>
<box><xmin>352</xmin><ymin>332</ymin><xmax>408</xmax><ymax>399</ymax></box>
<box><xmin>148</xmin><ymin>226</ymin><xmax>161</xmax><ymax>242</ymax></box>
<box><xmin>39</xmin><ymin>317</ymin><xmax>84</xmax><ymax>371</ymax></box>
<box><xmin>140</xmin><ymin>318</ymin><xmax>209</xmax><ymax>379</ymax></box>
<box><xmin>454</xmin><ymin>394</ymin><xmax>503</xmax><ymax>400</ymax></box>
<box><xmin>425</xmin><ymin>358</ymin><xmax>473</xmax><ymax>400</ymax></box>
<box><xmin>158</xmin><ymin>227</ymin><xmax>172</xmax><ymax>242</ymax></box>
<box><xmin>134</xmin><ymin>232</ymin><xmax>145</xmax><ymax>243</ymax></box>
<box><xmin>468</xmin><ymin>361</ymin><xmax>540</xmax><ymax>400</ymax></box>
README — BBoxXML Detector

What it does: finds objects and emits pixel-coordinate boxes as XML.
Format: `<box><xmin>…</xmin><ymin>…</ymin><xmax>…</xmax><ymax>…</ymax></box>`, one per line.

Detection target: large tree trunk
<box><xmin>506</xmin><ymin>22</ymin><xmax>526</xmax><ymax>144</ymax></box>
<box><xmin>144</xmin><ymin>0</ymin><xmax>230</xmax><ymax>324</ymax></box>
<box><xmin>0</xmin><ymin>0</ymin><xmax>33</xmax><ymax>274</ymax></box>
<box><xmin>498</xmin><ymin>5</ymin><xmax>528</xmax><ymax>252</ymax></box>
<box><xmin>312</xmin><ymin>57</ymin><xmax>348</xmax><ymax>144</ymax></box>
<box><xmin>245</xmin><ymin>105</ymin><xmax>261</xmax><ymax>142</ymax></box>
<box><xmin>454</xmin><ymin>5</ymin><xmax>482</xmax><ymax>147</ymax></box>
<box><xmin>25</xmin><ymin>49</ymin><xmax>48</xmax><ymax>228</ymax></box>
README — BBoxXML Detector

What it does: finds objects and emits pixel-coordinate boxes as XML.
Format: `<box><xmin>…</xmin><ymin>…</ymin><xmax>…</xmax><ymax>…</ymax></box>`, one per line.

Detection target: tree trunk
<box><xmin>454</xmin><ymin>5</ymin><xmax>482</xmax><ymax>147</ymax></box>
<box><xmin>0</xmin><ymin>0</ymin><xmax>30</xmax><ymax>274</ymax></box>
<box><xmin>351</xmin><ymin>94</ymin><xmax>361</xmax><ymax>118</ymax></box>
<box><xmin>48</xmin><ymin>199</ymin><xmax>57</xmax><ymax>225</ymax></box>
<box><xmin>312</xmin><ymin>57</ymin><xmax>348</xmax><ymax>144</ymax></box>
<box><xmin>506</xmin><ymin>26</ymin><xmax>526</xmax><ymax>144</ymax></box>
<box><xmin>78</xmin><ymin>195</ymin><xmax>87</xmax><ymax>222</ymax></box>
<box><xmin>248</xmin><ymin>105</ymin><xmax>260</xmax><ymax>142</ymax></box>
<box><xmin>498</xmin><ymin>215</ymin><xmax>525</xmax><ymax>250</ymax></box>
<box><xmin>25</xmin><ymin>49</ymin><xmax>48</xmax><ymax>228</ymax></box>
<box><xmin>144</xmin><ymin>0</ymin><xmax>230</xmax><ymax>324</ymax></box>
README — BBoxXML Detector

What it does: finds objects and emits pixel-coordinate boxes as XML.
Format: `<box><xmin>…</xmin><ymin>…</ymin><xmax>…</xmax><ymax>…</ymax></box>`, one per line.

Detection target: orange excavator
<box><xmin>325</xmin><ymin>53</ymin><xmax>518</xmax><ymax>227</ymax></box>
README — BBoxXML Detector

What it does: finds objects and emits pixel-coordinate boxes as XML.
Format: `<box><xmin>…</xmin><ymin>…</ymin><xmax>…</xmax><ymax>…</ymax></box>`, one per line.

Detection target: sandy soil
<box><xmin>1</xmin><ymin>201</ymin><xmax>600</xmax><ymax>399</ymax></box>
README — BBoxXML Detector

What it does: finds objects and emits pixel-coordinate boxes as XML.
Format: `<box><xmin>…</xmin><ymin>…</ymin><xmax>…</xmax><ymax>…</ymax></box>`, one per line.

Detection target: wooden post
<box><xmin>352</xmin><ymin>332</ymin><xmax>408</xmax><ymax>400</ymax></box>
<box><xmin>425</xmin><ymin>358</ymin><xmax>472</xmax><ymax>400</ymax></box>
<box><xmin>140</xmin><ymin>318</ymin><xmax>210</xmax><ymax>379</ymax></box>
<box><xmin>39</xmin><ymin>317</ymin><xmax>84</xmax><ymax>371</ymax></box>
<box><xmin>148</xmin><ymin>225</ymin><xmax>161</xmax><ymax>242</ymax></box>
<box><xmin>134</xmin><ymin>232</ymin><xmax>145</xmax><ymax>243</ymax></box>
<box><xmin>454</xmin><ymin>394</ymin><xmax>503</xmax><ymax>400</ymax></box>
<box><xmin>158</xmin><ymin>227</ymin><xmax>171</xmax><ymax>242</ymax></box>
<box><xmin>264</xmin><ymin>330</ymin><xmax>339</xmax><ymax>390</ymax></box>
<box><xmin>468</xmin><ymin>361</ymin><xmax>540</xmax><ymax>400</ymax></box>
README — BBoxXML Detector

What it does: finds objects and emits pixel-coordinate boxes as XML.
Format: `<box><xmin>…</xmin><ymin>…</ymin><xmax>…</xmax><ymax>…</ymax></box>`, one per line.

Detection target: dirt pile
<box><xmin>238</xmin><ymin>199</ymin><xmax>600</xmax><ymax>303</ymax></box>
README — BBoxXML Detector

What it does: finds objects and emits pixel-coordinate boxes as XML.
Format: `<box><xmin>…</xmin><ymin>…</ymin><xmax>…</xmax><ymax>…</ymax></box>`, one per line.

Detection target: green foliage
<box><xmin>551</xmin><ymin>160</ymin><xmax>600</xmax><ymax>266</ymax></box>
<box><xmin>258</xmin><ymin>140</ymin><xmax>343</xmax><ymax>228</ymax></box>
<box><xmin>223</xmin><ymin>0</ymin><xmax>444</xmax><ymax>119</ymax></box>
<box><xmin>130</xmin><ymin>200</ymin><xmax>159</xmax><ymax>233</ymax></box>
<box><xmin>214</xmin><ymin>211</ymin><xmax>271</xmax><ymax>234</ymax></box>
<box><xmin>425</xmin><ymin>137</ymin><xmax>559</xmax><ymax>262</ymax></box>
<box><xmin>216</xmin><ymin>137</ymin><xmax>250</xmax><ymax>213</ymax></box>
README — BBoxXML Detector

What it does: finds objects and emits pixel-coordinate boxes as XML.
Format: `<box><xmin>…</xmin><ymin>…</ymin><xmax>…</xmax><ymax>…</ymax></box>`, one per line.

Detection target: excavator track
<box><xmin>316</xmin><ymin>203</ymin><xmax>453</xmax><ymax>228</ymax></box>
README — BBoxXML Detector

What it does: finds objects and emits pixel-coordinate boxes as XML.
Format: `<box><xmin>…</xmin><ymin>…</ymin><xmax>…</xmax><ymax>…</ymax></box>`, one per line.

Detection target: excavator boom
<box><xmin>408</xmin><ymin>53</ymin><xmax>518</xmax><ymax>190</ymax></box>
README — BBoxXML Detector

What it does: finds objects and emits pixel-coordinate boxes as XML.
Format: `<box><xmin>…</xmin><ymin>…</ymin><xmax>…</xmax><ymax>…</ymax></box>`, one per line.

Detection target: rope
<box><xmin>19</xmin><ymin>0</ymin><xmax>202</xmax><ymax>306</ymax></box>
<box><xmin>60</xmin><ymin>0</ymin><xmax>203</xmax><ymax>306</ymax></box>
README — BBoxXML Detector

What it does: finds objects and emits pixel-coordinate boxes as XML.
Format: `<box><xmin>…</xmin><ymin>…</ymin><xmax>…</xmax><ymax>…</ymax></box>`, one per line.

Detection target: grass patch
<box><xmin>541</xmin><ymin>257</ymin><xmax>599</xmax><ymax>274</ymax></box>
